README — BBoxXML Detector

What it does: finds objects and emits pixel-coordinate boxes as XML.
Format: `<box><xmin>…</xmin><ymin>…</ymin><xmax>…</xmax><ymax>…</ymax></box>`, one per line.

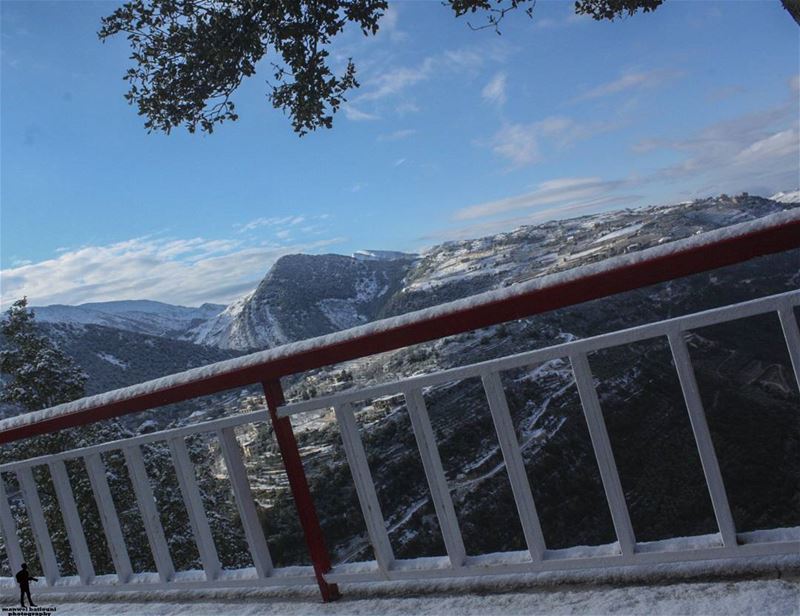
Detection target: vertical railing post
<box><xmin>123</xmin><ymin>446</ymin><xmax>175</xmax><ymax>583</ymax></box>
<box><xmin>17</xmin><ymin>467</ymin><xmax>60</xmax><ymax>585</ymax></box>
<box><xmin>571</xmin><ymin>352</ymin><xmax>637</xmax><ymax>557</ymax></box>
<box><xmin>168</xmin><ymin>437</ymin><xmax>222</xmax><ymax>581</ymax></box>
<box><xmin>84</xmin><ymin>453</ymin><xmax>133</xmax><ymax>584</ymax></box>
<box><xmin>0</xmin><ymin>476</ymin><xmax>24</xmax><ymax>576</ymax></box>
<box><xmin>668</xmin><ymin>330</ymin><xmax>738</xmax><ymax>547</ymax></box>
<box><xmin>217</xmin><ymin>428</ymin><xmax>273</xmax><ymax>578</ymax></box>
<box><xmin>262</xmin><ymin>379</ymin><xmax>340</xmax><ymax>602</ymax></box>
<box><xmin>403</xmin><ymin>388</ymin><xmax>467</xmax><ymax>568</ymax></box>
<box><xmin>481</xmin><ymin>371</ymin><xmax>547</xmax><ymax>561</ymax></box>
<box><xmin>777</xmin><ymin>302</ymin><xmax>800</xmax><ymax>391</ymax></box>
<box><xmin>48</xmin><ymin>460</ymin><xmax>95</xmax><ymax>585</ymax></box>
<box><xmin>333</xmin><ymin>402</ymin><xmax>395</xmax><ymax>576</ymax></box>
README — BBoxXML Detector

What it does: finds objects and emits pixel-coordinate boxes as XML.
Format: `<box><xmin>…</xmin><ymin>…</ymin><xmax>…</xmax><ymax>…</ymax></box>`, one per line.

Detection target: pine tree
<box><xmin>0</xmin><ymin>299</ymin><xmax>262</xmax><ymax>576</ymax></box>
<box><xmin>0</xmin><ymin>298</ymin><xmax>130</xmax><ymax>577</ymax></box>
<box><xmin>1</xmin><ymin>297</ymin><xmax>87</xmax><ymax>411</ymax></box>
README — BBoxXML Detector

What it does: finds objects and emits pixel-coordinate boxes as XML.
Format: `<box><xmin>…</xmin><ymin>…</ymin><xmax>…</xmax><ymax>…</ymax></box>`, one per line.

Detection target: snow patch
<box><xmin>95</xmin><ymin>352</ymin><xmax>128</xmax><ymax>369</ymax></box>
<box><xmin>317</xmin><ymin>299</ymin><xmax>367</xmax><ymax>330</ymax></box>
<box><xmin>591</xmin><ymin>223</ymin><xmax>644</xmax><ymax>244</ymax></box>
<box><xmin>770</xmin><ymin>190</ymin><xmax>800</xmax><ymax>203</ymax></box>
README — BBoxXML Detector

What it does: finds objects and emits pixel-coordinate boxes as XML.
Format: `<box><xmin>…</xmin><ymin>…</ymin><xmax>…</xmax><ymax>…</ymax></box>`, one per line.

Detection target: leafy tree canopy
<box><xmin>98</xmin><ymin>0</ymin><xmax>800</xmax><ymax>135</ymax></box>
<box><xmin>98</xmin><ymin>0</ymin><xmax>673</xmax><ymax>136</ymax></box>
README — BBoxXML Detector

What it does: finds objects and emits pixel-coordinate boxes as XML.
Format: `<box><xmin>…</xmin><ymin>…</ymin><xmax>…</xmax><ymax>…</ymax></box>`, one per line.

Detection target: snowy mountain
<box><xmin>28</xmin><ymin>192</ymin><xmax>798</xmax><ymax>355</ymax></box>
<box><xmin>194</xmin><ymin>192</ymin><xmax>798</xmax><ymax>351</ymax></box>
<box><xmin>769</xmin><ymin>189</ymin><xmax>800</xmax><ymax>203</ymax></box>
<box><xmin>32</xmin><ymin>300</ymin><xmax>224</xmax><ymax>339</ymax></box>
<box><xmin>190</xmin><ymin>253</ymin><xmax>415</xmax><ymax>349</ymax></box>
<box><xmin>191</xmin><ymin>192</ymin><xmax>800</xmax><ymax>565</ymax></box>
<box><xmin>40</xmin><ymin>322</ymin><xmax>241</xmax><ymax>399</ymax></box>
<box><xmin>353</xmin><ymin>249</ymin><xmax>419</xmax><ymax>261</ymax></box>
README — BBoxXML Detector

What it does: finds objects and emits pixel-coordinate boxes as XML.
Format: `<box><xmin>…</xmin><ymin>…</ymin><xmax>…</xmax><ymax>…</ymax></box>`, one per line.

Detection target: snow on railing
<box><xmin>0</xmin><ymin>212</ymin><xmax>798</xmax><ymax>600</ymax></box>
<box><xmin>0</xmin><ymin>291</ymin><xmax>797</xmax><ymax>596</ymax></box>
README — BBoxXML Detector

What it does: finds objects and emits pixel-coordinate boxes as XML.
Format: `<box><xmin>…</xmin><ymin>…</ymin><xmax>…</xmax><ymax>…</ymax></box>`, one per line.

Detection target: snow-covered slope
<box><xmin>190</xmin><ymin>253</ymin><xmax>414</xmax><ymax>350</ymax></box>
<box><xmin>769</xmin><ymin>189</ymin><xmax>800</xmax><ymax>203</ymax></box>
<box><xmin>188</xmin><ymin>192</ymin><xmax>798</xmax><ymax>351</ymax></box>
<box><xmin>32</xmin><ymin>300</ymin><xmax>224</xmax><ymax>340</ymax></box>
<box><xmin>31</xmin><ymin>192</ymin><xmax>796</xmax><ymax>354</ymax></box>
<box><xmin>381</xmin><ymin>192</ymin><xmax>796</xmax><ymax>316</ymax></box>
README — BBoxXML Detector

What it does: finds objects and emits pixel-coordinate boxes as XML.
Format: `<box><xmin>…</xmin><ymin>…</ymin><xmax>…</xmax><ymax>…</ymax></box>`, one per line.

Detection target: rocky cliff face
<box><xmin>196</xmin><ymin>193</ymin><xmax>799</xmax><ymax>349</ymax></box>
<box><xmin>189</xmin><ymin>253</ymin><xmax>415</xmax><ymax>350</ymax></box>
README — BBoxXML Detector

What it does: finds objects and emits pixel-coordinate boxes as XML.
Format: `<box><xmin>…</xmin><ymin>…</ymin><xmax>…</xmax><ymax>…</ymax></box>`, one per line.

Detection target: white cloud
<box><xmin>454</xmin><ymin>177</ymin><xmax>626</xmax><ymax>220</ymax></box>
<box><xmin>395</xmin><ymin>101</ymin><xmax>420</xmax><ymax>115</ymax></box>
<box><xmin>377</xmin><ymin>128</ymin><xmax>417</xmax><ymax>142</ymax></box>
<box><xmin>377</xmin><ymin>5</ymin><xmax>407</xmax><ymax>43</ymax></box>
<box><xmin>235</xmin><ymin>215</ymin><xmax>306</xmax><ymax>233</ymax></box>
<box><xmin>489</xmin><ymin>116</ymin><xmax>615</xmax><ymax>167</ymax></box>
<box><xmin>575</xmin><ymin>68</ymin><xmax>683</xmax><ymax>101</ymax></box>
<box><xmin>0</xmin><ymin>235</ymin><xmax>346</xmax><ymax>309</ymax></box>
<box><xmin>482</xmin><ymin>72</ymin><xmax>507</xmax><ymax>106</ymax></box>
<box><xmin>442</xmin><ymin>48</ymin><xmax>484</xmax><ymax>72</ymax></box>
<box><xmin>635</xmin><ymin>93</ymin><xmax>799</xmax><ymax>194</ymax></box>
<box><xmin>393</xmin><ymin>158</ymin><xmax>406</xmax><ymax>167</ymax></box>
<box><xmin>732</xmin><ymin>128</ymin><xmax>798</xmax><ymax>166</ymax></box>
<box><xmin>491</xmin><ymin>123</ymin><xmax>542</xmax><ymax>166</ymax></box>
<box><xmin>358</xmin><ymin>59</ymin><xmax>436</xmax><ymax>102</ymax></box>
<box><xmin>430</xmin><ymin>193</ymin><xmax>641</xmax><ymax>242</ymax></box>
<box><xmin>356</xmin><ymin>44</ymin><xmax>504</xmax><ymax>106</ymax></box>
<box><xmin>343</xmin><ymin>104</ymin><xmax>380</xmax><ymax>121</ymax></box>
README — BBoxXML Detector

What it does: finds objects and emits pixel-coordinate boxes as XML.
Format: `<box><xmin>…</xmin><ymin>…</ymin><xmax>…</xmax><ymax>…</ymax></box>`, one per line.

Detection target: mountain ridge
<box><xmin>25</xmin><ymin>192</ymin><xmax>799</xmax><ymax>355</ymax></box>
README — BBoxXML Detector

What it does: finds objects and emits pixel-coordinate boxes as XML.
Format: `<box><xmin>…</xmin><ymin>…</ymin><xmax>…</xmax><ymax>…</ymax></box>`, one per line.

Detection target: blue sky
<box><xmin>1</xmin><ymin>0</ymin><xmax>798</xmax><ymax>308</ymax></box>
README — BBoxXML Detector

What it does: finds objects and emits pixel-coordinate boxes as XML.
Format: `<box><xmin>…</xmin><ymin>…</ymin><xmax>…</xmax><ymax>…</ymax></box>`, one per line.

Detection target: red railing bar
<box><xmin>1</xmin><ymin>216</ymin><xmax>798</xmax><ymax>444</ymax></box>
<box><xmin>262</xmin><ymin>379</ymin><xmax>340</xmax><ymax>602</ymax></box>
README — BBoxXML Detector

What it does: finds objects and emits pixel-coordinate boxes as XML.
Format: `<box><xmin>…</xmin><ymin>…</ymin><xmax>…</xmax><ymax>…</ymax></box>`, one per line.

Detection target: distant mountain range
<box><xmin>29</xmin><ymin>190</ymin><xmax>800</xmax><ymax>357</ymax></box>
<box><xmin>33</xmin><ymin>300</ymin><xmax>224</xmax><ymax>339</ymax></box>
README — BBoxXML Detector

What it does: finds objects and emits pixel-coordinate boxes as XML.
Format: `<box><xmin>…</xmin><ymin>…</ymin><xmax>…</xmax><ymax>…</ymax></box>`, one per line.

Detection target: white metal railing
<box><xmin>0</xmin><ymin>290</ymin><xmax>797</xmax><ymax>592</ymax></box>
<box><xmin>278</xmin><ymin>289</ymin><xmax>800</xmax><ymax>583</ymax></box>
<box><xmin>0</xmin><ymin>410</ymin><xmax>316</xmax><ymax>592</ymax></box>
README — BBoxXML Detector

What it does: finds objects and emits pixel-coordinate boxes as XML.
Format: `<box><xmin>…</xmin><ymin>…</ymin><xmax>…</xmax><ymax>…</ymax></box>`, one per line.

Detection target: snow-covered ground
<box><xmin>13</xmin><ymin>577</ymin><xmax>799</xmax><ymax>615</ymax></box>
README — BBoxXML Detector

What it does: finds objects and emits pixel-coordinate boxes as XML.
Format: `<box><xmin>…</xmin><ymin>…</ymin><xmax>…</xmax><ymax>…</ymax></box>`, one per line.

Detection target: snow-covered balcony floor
<box><xmin>12</xmin><ymin>555</ymin><xmax>800</xmax><ymax>615</ymax></box>
<box><xmin>11</xmin><ymin>577</ymin><xmax>798</xmax><ymax>615</ymax></box>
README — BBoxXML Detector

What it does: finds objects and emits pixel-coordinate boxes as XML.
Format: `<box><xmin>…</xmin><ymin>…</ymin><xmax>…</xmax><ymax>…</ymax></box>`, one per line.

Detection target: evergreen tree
<box><xmin>1</xmin><ymin>298</ymin><xmax>87</xmax><ymax>411</ymax></box>
<box><xmin>0</xmin><ymin>298</ymin><xmax>131</xmax><ymax>577</ymax></box>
